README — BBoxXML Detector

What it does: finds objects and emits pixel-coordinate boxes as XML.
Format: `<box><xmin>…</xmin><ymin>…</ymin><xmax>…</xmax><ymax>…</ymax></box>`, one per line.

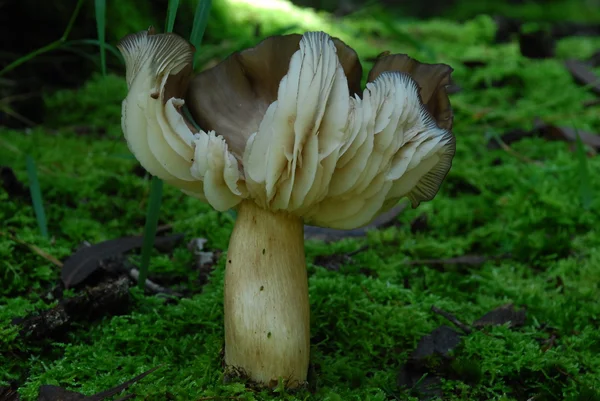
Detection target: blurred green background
<box><xmin>1</xmin><ymin>0</ymin><xmax>598</xmax><ymax>128</ymax></box>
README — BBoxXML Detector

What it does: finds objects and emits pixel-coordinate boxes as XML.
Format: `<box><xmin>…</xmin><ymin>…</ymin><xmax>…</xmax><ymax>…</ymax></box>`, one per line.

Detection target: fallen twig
<box><xmin>583</xmin><ymin>98</ymin><xmax>600</xmax><ymax>108</ymax></box>
<box><xmin>91</xmin><ymin>365</ymin><xmax>162</xmax><ymax>400</ymax></box>
<box><xmin>127</xmin><ymin>267</ymin><xmax>182</xmax><ymax>297</ymax></box>
<box><xmin>0</xmin><ymin>231</ymin><xmax>63</xmax><ymax>267</ymax></box>
<box><xmin>431</xmin><ymin>306</ymin><xmax>473</xmax><ymax>334</ymax></box>
<box><xmin>488</xmin><ymin>133</ymin><xmax>543</xmax><ymax>165</ymax></box>
<box><xmin>313</xmin><ymin>245</ymin><xmax>370</xmax><ymax>272</ymax></box>
<box><xmin>403</xmin><ymin>254</ymin><xmax>511</xmax><ymax>271</ymax></box>
<box><xmin>61</xmin><ymin>234</ymin><xmax>183</xmax><ymax>288</ymax></box>
<box><xmin>36</xmin><ymin>365</ymin><xmax>161</xmax><ymax>401</ymax></box>
<box><xmin>13</xmin><ymin>276</ymin><xmax>131</xmax><ymax>341</ymax></box>
<box><xmin>360</xmin><ymin>284</ymin><xmax>376</xmax><ymax>303</ymax></box>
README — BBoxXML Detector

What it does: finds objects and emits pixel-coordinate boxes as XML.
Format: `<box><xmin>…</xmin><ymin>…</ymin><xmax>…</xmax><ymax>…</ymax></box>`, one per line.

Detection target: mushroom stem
<box><xmin>224</xmin><ymin>200</ymin><xmax>310</xmax><ymax>388</ymax></box>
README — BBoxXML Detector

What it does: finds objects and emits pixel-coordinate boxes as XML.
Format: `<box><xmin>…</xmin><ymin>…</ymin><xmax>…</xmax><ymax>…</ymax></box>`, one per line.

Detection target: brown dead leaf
<box><xmin>15</xmin><ymin>276</ymin><xmax>131</xmax><ymax>340</ymax></box>
<box><xmin>404</xmin><ymin>255</ymin><xmax>490</xmax><ymax>267</ymax></box>
<box><xmin>565</xmin><ymin>59</ymin><xmax>600</xmax><ymax>96</ymax></box>
<box><xmin>313</xmin><ymin>253</ymin><xmax>354</xmax><ymax>271</ymax></box>
<box><xmin>405</xmin><ymin>253</ymin><xmax>513</xmax><ymax>272</ymax></box>
<box><xmin>61</xmin><ymin>234</ymin><xmax>183</xmax><ymax>288</ymax></box>
<box><xmin>37</xmin><ymin>386</ymin><xmax>87</xmax><ymax>401</ymax></box>
<box><xmin>397</xmin><ymin>325</ymin><xmax>463</xmax><ymax>400</ymax></box>
<box><xmin>313</xmin><ymin>246</ymin><xmax>372</xmax><ymax>275</ymax></box>
<box><xmin>539</xmin><ymin>123</ymin><xmax>600</xmax><ymax>151</ymax></box>
<box><xmin>0</xmin><ymin>384</ymin><xmax>20</xmax><ymax>401</ymax></box>
<box><xmin>36</xmin><ymin>366</ymin><xmax>161</xmax><ymax>401</ymax></box>
<box><xmin>473</xmin><ymin>304</ymin><xmax>527</xmax><ymax>328</ymax></box>
<box><xmin>488</xmin><ymin>120</ymin><xmax>600</xmax><ymax>152</ymax></box>
<box><xmin>583</xmin><ymin>98</ymin><xmax>600</xmax><ymax>108</ymax></box>
<box><xmin>590</xmin><ymin>50</ymin><xmax>600</xmax><ymax>67</ymax></box>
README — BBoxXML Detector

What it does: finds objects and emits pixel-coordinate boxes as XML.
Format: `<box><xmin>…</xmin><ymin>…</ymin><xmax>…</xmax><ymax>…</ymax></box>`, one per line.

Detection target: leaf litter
<box><xmin>397</xmin><ymin>304</ymin><xmax>528</xmax><ymax>399</ymax></box>
<box><xmin>12</xmin><ymin>276</ymin><xmax>132</xmax><ymax>341</ymax></box>
<box><xmin>35</xmin><ymin>365</ymin><xmax>161</xmax><ymax>401</ymax></box>
<box><xmin>60</xmin><ymin>233</ymin><xmax>184</xmax><ymax>288</ymax></box>
<box><xmin>487</xmin><ymin>119</ymin><xmax>600</xmax><ymax>153</ymax></box>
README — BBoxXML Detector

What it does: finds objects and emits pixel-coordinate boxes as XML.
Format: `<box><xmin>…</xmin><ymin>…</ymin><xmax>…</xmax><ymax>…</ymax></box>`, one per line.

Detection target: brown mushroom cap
<box><xmin>185</xmin><ymin>34</ymin><xmax>363</xmax><ymax>157</ymax></box>
<box><xmin>368</xmin><ymin>54</ymin><xmax>454</xmax><ymax>131</ymax></box>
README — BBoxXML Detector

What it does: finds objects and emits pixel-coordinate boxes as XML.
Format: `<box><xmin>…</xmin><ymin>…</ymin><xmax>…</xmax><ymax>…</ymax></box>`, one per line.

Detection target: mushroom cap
<box><xmin>118</xmin><ymin>28</ymin><xmax>456</xmax><ymax>229</ymax></box>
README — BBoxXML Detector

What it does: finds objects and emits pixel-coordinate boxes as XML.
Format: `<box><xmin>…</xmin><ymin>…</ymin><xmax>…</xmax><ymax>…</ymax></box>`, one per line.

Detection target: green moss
<box><xmin>105</xmin><ymin>1</ymin><xmax>157</xmax><ymax>44</ymax></box>
<box><xmin>442</xmin><ymin>0</ymin><xmax>600</xmax><ymax>23</ymax></box>
<box><xmin>2</xmin><ymin>2</ymin><xmax>600</xmax><ymax>400</ymax></box>
<box><xmin>43</xmin><ymin>73</ymin><xmax>127</xmax><ymax>136</ymax></box>
<box><xmin>556</xmin><ymin>36</ymin><xmax>600</xmax><ymax>60</ymax></box>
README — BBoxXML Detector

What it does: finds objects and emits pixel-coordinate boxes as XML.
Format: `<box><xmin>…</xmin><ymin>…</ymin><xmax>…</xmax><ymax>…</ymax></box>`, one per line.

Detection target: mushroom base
<box><xmin>224</xmin><ymin>200</ymin><xmax>310</xmax><ymax>388</ymax></box>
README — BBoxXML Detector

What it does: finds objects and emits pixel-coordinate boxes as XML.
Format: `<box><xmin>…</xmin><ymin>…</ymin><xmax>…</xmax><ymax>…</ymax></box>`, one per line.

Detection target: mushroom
<box><xmin>117</xmin><ymin>28</ymin><xmax>456</xmax><ymax>388</ymax></box>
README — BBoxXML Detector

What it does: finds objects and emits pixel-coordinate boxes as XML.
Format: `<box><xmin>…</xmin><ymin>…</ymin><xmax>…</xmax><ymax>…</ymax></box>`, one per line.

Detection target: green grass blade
<box><xmin>138</xmin><ymin>176</ymin><xmax>164</xmax><ymax>290</ymax></box>
<box><xmin>94</xmin><ymin>0</ymin><xmax>107</xmax><ymax>76</ymax></box>
<box><xmin>138</xmin><ymin>0</ymin><xmax>183</xmax><ymax>290</ymax></box>
<box><xmin>190</xmin><ymin>0</ymin><xmax>213</xmax><ymax>68</ymax></box>
<box><xmin>63</xmin><ymin>0</ymin><xmax>86</xmax><ymax>40</ymax></box>
<box><xmin>26</xmin><ymin>156</ymin><xmax>48</xmax><ymax>239</ymax></box>
<box><xmin>165</xmin><ymin>0</ymin><xmax>180</xmax><ymax>33</ymax></box>
<box><xmin>0</xmin><ymin>0</ymin><xmax>85</xmax><ymax>77</ymax></box>
<box><xmin>137</xmin><ymin>0</ymin><xmax>210</xmax><ymax>289</ymax></box>
<box><xmin>63</xmin><ymin>39</ymin><xmax>124</xmax><ymax>64</ymax></box>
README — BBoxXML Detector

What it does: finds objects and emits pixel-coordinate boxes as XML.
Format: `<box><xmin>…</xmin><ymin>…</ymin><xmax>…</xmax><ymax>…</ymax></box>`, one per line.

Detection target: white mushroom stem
<box><xmin>224</xmin><ymin>200</ymin><xmax>310</xmax><ymax>388</ymax></box>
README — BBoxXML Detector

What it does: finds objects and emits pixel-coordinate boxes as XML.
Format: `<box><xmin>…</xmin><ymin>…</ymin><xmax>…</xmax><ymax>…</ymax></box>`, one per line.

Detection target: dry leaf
<box><xmin>473</xmin><ymin>304</ymin><xmax>527</xmax><ymax>328</ymax></box>
<box><xmin>565</xmin><ymin>59</ymin><xmax>600</xmax><ymax>96</ymax></box>
<box><xmin>61</xmin><ymin>234</ymin><xmax>183</xmax><ymax>288</ymax></box>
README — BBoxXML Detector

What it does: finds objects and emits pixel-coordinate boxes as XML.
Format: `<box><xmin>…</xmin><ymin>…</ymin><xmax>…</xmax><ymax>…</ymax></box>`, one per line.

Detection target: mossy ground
<box><xmin>2</xmin><ymin>1</ymin><xmax>600</xmax><ymax>400</ymax></box>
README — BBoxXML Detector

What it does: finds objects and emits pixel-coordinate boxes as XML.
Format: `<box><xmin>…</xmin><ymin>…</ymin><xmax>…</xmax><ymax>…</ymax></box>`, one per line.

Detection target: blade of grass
<box><xmin>165</xmin><ymin>0</ymin><xmax>180</xmax><ymax>33</ymax></box>
<box><xmin>63</xmin><ymin>39</ymin><xmax>124</xmax><ymax>64</ymax></box>
<box><xmin>137</xmin><ymin>0</ymin><xmax>211</xmax><ymax>289</ymax></box>
<box><xmin>137</xmin><ymin>0</ymin><xmax>183</xmax><ymax>291</ymax></box>
<box><xmin>190</xmin><ymin>0</ymin><xmax>213</xmax><ymax>68</ymax></box>
<box><xmin>0</xmin><ymin>232</ymin><xmax>62</xmax><ymax>267</ymax></box>
<box><xmin>26</xmin><ymin>155</ymin><xmax>48</xmax><ymax>239</ymax></box>
<box><xmin>180</xmin><ymin>0</ymin><xmax>212</xmax><ymax>123</ymax></box>
<box><xmin>94</xmin><ymin>0</ymin><xmax>107</xmax><ymax>76</ymax></box>
<box><xmin>59</xmin><ymin>45</ymin><xmax>103</xmax><ymax>68</ymax></box>
<box><xmin>0</xmin><ymin>0</ymin><xmax>85</xmax><ymax>77</ymax></box>
<box><xmin>138</xmin><ymin>176</ymin><xmax>164</xmax><ymax>290</ymax></box>
<box><xmin>0</xmin><ymin>104</ymin><xmax>36</xmax><ymax>126</ymax></box>
<box><xmin>486</xmin><ymin>129</ymin><xmax>542</xmax><ymax>165</ymax></box>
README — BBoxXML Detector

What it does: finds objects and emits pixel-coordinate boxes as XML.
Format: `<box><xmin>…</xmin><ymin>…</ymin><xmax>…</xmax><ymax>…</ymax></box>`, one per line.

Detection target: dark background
<box><xmin>0</xmin><ymin>0</ymin><xmax>598</xmax><ymax>128</ymax></box>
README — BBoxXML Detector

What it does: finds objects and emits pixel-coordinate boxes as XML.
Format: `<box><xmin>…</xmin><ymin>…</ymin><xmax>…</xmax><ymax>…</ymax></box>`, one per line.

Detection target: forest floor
<box><xmin>2</xmin><ymin>0</ymin><xmax>600</xmax><ymax>400</ymax></box>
